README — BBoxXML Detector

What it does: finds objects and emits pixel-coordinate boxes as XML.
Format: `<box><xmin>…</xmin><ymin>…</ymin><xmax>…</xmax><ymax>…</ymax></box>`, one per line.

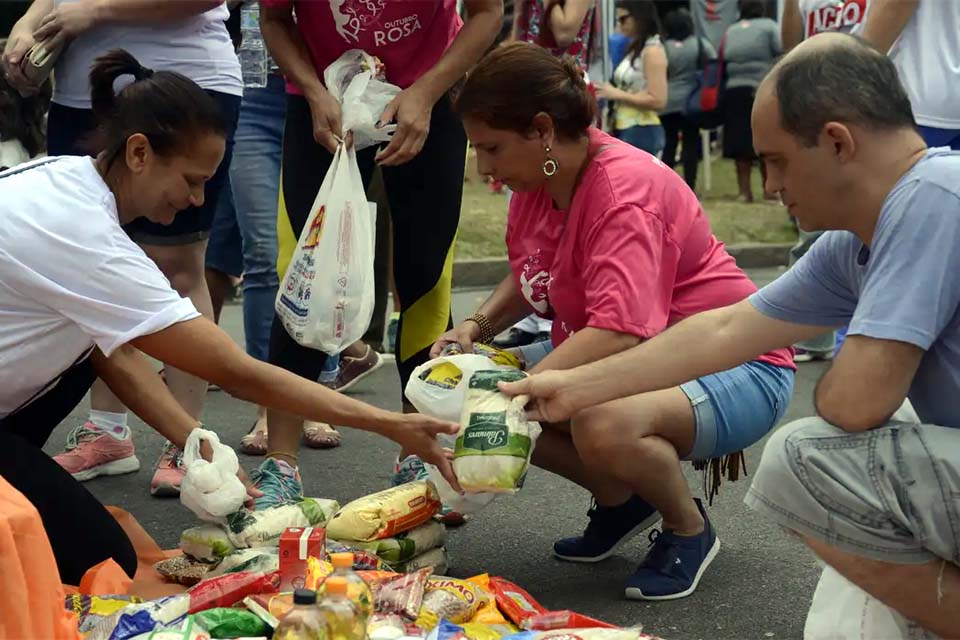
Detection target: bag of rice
<box><xmin>391</xmin><ymin>547</ymin><xmax>448</xmax><ymax>575</ymax></box>
<box><xmin>180</xmin><ymin>525</ymin><xmax>235</xmax><ymax>562</ymax></box>
<box><xmin>345</xmin><ymin>520</ymin><xmax>446</xmax><ymax>564</ymax></box>
<box><xmin>327</xmin><ymin>481</ymin><xmax>440</xmax><ymax>542</ymax></box>
<box><xmin>405</xmin><ymin>344</ymin><xmax>520</xmax><ymax>423</ymax></box>
<box><xmin>453</xmin><ymin>370</ymin><xmax>541</xmax><ymax>494</ymax></box>
<box><xmin>226</xmin><ymin>497</ymin><xmax>339</xmax><ymax>548</ymax></box>
<box><xmin>207</xmin><ymin>548</ymin><xmax>279</xmax><ymax>577</ymax></box>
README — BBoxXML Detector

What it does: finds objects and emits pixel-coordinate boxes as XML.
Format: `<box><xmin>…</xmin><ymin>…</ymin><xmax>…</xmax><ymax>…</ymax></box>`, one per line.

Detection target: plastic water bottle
<box><xmin>239</xmin><ymin>3</ymin><xmax>268</xmax><ymax>88</ymax></box>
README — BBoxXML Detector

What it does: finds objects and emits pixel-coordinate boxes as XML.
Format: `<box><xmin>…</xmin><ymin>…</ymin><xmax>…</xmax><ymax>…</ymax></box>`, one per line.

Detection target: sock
<box><xmin>275</xmin><ymin>458</ymin><xmax>298</xmax><ymax>475</ymax></box>
<box><xmin>88</xmin><ymin>410</ymin><xmax>130</xmax><ymax>440</ymax></box>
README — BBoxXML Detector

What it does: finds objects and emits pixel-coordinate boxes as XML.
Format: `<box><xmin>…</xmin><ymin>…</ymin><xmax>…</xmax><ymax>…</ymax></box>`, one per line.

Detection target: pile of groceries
<box><xmin>41</xmin><ymin>344</ymin><xmax>664</xmax><ymax>639</ymax></box>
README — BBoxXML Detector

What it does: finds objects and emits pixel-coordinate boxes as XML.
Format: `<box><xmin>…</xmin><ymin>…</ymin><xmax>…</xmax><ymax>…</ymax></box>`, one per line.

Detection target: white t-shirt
<box><xmin>887</xmin><ymin>0</ymin><xmax>960</xmax><ymax>129</ymax></box>
<box><xmin>52</xmin><ymin>0</ymin><xmax>242</xmax><ymax>109</ymax></box>
<box><xmin>799</xmin><ymin>0</ymin><xmax>869</xmax><ymax>39</ymax></box>
<box><xmin>0</xmin><ymin>156</ymin><xmax>200</xmax><ymax>418</ymax></box>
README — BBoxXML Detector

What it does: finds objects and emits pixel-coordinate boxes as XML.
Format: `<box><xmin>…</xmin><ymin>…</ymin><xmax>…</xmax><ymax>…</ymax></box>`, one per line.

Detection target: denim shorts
<box><xmin>614</xmin><ymin>124</ymin><xmax>665</xmax><ymax>156</ymax></box>
<box><xmin>746</xmin><ymin>417</ymin><xmax>960</xmax><ymax>564</ymax></box>
<box><xmin>679</xmin><ymin>360</ymin><xmax>795</xmax><ymax>460</ymax></box>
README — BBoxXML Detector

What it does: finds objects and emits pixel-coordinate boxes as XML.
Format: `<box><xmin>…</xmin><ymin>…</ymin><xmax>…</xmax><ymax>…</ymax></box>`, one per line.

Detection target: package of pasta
<box><xmin>371</xmin><ymin>567</ymin><xmax>432</xmax><ymax>619</ymax></box>
<box><xmin>225</xmin><ymin>497</ymin><xmax>339</xmax><ymax>548</ymax></box>
<box><xmin>453</xmin><ymin>370</ymin><xmax>542</xmax><ymax>494</ymax></box>
<box><xmin>522</xmin><ymin>611</ymin><xmax>618</xmax><ymax>631</ymax></box>
<box><xmin>416</xmin><ymin>577</ymin><xmax>489</xmax><ymax>629</ymax></box>
<box><xmin>503</xmin><ymin>629</ymin><xmax>660</xmax><ymax>640</ymax></box>
<box><xmin>327</xmin><ymin>481</ymin><xmax>441</xmax><ymax>542</ymax></box>
<box><xmin>488</xmin><ymin>578</ymin><xmax>547</xmax><ymax>628</ymax></box>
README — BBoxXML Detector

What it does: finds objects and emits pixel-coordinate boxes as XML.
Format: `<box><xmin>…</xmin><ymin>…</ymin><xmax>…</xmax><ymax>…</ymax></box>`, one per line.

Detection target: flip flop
<box><xmin>302</xmin><ymin>421</ymin><xmax>342</xmax><ymax>449</ymax></box>
<box><xmin>239</xmin><ymin>420</ymin><xmax>268</xmax><ymax>456</ymax></box>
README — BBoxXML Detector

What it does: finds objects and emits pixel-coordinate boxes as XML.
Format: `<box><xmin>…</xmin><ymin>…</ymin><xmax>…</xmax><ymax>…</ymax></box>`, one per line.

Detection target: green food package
<box><xmin>345</xmin><ymin>520</ymin><xmax>446</xmax><ymax>564</ymax></box>
<box><xmin>180</xmin><ymin>525</ymin><xmax>235</xmax><ymax>562</ymax></box>
<box><xmin>192</xmin><ymin>608</ymin><xmax>270</xmax><ymax>638</ymax></box>
<box><xmin>225</xmin><ymin>497</ymin><xmax>339</xmax><ymax>548</ymax></box>
<box><xmin>453</xmin><ymin>369</ymin><xmax>542</xmax><ymax>493</ymax></box>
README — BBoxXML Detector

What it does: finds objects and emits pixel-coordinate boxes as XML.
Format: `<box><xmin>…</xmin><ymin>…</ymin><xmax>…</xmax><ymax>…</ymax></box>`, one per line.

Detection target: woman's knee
<box><xmin>571</xmin><ymin>404</ymin><xmax>645</xmax><ymax>468</ymax></box>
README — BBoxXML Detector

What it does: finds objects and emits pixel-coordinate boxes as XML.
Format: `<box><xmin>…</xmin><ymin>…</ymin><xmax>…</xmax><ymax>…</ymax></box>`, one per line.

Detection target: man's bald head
<box><xmin>756</xmin><ymin>32</ymin><xmax>915</xmax><ymax>147</ymax></box>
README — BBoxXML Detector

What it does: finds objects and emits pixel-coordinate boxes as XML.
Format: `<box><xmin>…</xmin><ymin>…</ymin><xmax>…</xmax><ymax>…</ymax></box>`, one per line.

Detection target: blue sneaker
<box><xmin>392</xmin><ymin>455</ymin><xmax>466</xmax><ymax>527</ymax></box>
<box><xmin>251</xmin><ymin>457</ymin><xmax>303</xmax><ymax>510</ymax></box>
<box><xmin>553</xmin><ymin>496</ymin><xmax>661</xmax><ymax>562</ymax></box>
<box><xmin>624</xmin><ymin>498</ymin><xmax>721</xmax><ymax>600</ymax></box>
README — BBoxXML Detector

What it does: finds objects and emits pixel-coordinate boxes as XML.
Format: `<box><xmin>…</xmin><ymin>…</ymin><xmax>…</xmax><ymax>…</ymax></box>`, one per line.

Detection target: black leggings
<box><xmin>660</xmin><ymin>112</ymin><xmax>701</xmax><ymax>191</ymax></box>
<box><xmin>0</xmin><ymin>357</ymin><xmax>137</xmax><ymax>585</ymax></box>
<box><xmin>272</xmin><ymin>93</ymin><xmax>466</xmax><ymax>397</ymax></box>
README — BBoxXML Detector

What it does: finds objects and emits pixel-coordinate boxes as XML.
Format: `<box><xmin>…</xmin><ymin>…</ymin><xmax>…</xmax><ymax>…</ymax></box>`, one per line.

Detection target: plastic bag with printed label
<box><xmin>803</xmin><ymin>565</ymin><xmax>938</xmax><ymax>640</ymax></box>
<box><xmin>324</xmin><ymin>49</ymin><xmax>401</xmax><ymax>151</ymax></box>
<box><xmin>275</xmin><ymin>142</ymin><xmax>377</xmax><ymax>354</ymax></box>
<box><xmin>179</xmin><ymin>430</ymin><xmax>247</xmax><ymax>524</ymax></box>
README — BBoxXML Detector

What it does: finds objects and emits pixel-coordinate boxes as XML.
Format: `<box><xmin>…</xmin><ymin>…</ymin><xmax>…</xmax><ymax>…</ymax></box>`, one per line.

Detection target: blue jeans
<box><xmin>206</xmin><ymin>74</ymin><xmax>285</xmax><ymax>362</ymax></box>
<box><xmin>614</xmin><ymin>124</ymin><xmax>665</xmax><ymax>156</ymax></box>
<box><xmin>680</xmin><ymin>361</ymin><xmax>795</xmax><ymax>460</ymax></box>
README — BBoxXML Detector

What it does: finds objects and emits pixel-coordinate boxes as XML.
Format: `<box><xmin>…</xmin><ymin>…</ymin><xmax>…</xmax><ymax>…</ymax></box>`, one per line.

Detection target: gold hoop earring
<box><xmin>542</xmin><ymin>146</ymin><xmax>558</xmax><ymax>177</ymax></box>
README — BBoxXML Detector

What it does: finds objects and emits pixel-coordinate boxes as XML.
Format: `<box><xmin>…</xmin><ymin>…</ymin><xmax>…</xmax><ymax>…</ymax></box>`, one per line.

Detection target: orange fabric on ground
<box><xmin>0</xmin><ymin>475</ymin><xmax>81</xmax><ymax>640</ymax></box>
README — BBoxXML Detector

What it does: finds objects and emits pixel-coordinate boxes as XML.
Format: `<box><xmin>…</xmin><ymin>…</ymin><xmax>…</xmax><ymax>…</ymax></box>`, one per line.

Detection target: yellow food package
<box><xmin>466</xmin><ymin>574</ymin><xmax>511</xmax><ymax>626</ymax></box>
<box><xmin>461</xmin><ymin>623</ymin><xmax>510</xmax><ymax>640</ymax></box>
<box><xmin>327</xmin><ymin>481</ymin><xmax>441</xmax><ymax>542</ymax></box>
<box><xmin>304</xmin><ymin>555</ymin><xmax>334</xmax><ymax>590</ymax></box>
<box><xmin>416</xmin><ymin>577</ymin><xmax>488</xmax><ymax>628</ymax></box>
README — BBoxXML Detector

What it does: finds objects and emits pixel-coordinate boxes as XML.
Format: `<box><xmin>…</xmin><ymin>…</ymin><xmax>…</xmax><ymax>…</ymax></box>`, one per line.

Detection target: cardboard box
<box><xmin>279</xmin><ymin>527</ymin><xmax>325</xmax><ymax>592</ymax></box>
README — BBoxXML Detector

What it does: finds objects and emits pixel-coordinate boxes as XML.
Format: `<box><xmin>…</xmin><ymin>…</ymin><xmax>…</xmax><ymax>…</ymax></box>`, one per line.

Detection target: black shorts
<box><xmin>46</xmin><ymin>91</ymin><xmax>241</xmax><ymax>245</ymax></box>
<box><xmin>270</xmin><ymin>93</ymin><xmax>467</xmax><ymax>398</ymax></box>
<box><xmin>721</xmin><ymin>86</ymin><xmax>757</xmax><ymax>161</ymax></box>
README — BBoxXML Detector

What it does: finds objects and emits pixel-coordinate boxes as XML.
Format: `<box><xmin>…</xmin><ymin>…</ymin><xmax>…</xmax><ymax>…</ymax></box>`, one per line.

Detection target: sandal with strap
<box><xmin>239</xmin><ymin>419</ymin><xmax>268</xmax><ymax>456</ymax></box>
<box><xmin>302</xmin><ymin>421</ymin><xmax>342</xmax><ymax>449</ymax></box>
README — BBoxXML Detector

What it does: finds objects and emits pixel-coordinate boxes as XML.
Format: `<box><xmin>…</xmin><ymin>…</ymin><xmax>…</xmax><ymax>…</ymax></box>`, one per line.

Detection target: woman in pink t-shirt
<box><xmin>437</xmin><ymin>43</ymin><xmax>796</xmax><ymax>601</ymax></box>
<box><xmin>255</xmin><ymin>0</ymin><xmax>502</xmax><ymax>513</ymax></box>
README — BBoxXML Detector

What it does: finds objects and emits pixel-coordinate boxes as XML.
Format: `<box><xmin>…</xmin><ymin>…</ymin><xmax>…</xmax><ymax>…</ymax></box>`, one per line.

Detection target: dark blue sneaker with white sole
<box><xmin>553</xmin><ymin>496</ymin><xmax>661</xmax><ymax>562</ymax></box>
<box><xmin>624</xmin><ymin>498</ymin><xmax>720</xmax><ymax>600</ymax></box>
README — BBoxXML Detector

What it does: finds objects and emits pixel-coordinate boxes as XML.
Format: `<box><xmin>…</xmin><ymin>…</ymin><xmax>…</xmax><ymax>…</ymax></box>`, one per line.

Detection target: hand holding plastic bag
<box><xmin>324</xmin><ymin>49</ymin><xmax>400</xmax><ymax>151</ymax></box>
<box><xmin>180</xmin><ymin>429</ymin><xmax>247</xmax><ymax>523</ymax></box>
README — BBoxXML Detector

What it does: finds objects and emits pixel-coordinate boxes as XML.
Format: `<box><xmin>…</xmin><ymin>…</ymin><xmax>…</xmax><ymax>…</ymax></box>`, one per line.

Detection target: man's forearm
<box><xmin>568</xmin><ymin>301</ymin><xmax>817</xmax><ymax>408</ymax></box>
<box><xmin>413</xmin><ymin>0</ymin><xmax>503</xmax><ymax>103</ymax></box>
<box><xmin>260</xmin><ymin>6</ymin><xmax>325</xmax><ymax>97</ymax></box>
<box><xmin>91</xmin><ymin>346</ymin><xmax>199</xmax><ymax>449</ymax></box>
<box><xmin>861</xmin><ymin>0</ymin><xmax>919</xmax><ymax>54</ymax></box>
<box><xmin>88</xmin><ymin>0</ymin><xmax>223</xmax><ymax>26</ymax></box>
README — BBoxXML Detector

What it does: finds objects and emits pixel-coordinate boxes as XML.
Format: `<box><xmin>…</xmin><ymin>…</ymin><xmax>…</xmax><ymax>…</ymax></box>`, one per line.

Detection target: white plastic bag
<box><xmin>324</xmin><ymin>49</ymin><xmax>400</xmax><ymax>151</ymax></box>
<box><xmin>179</xmin><ymin>429</ymin><xmax>247</xmax><ymax>523</ymax></box>
<box><xmin>804</xmin><ymin>565</ymin><xmax>938</xmax><ymax>640</ymax></box>
<box><xmin>276</xmin><ymin>143</ymin><xmax>377</xmax><ymax>353</ymax></box>
<box><xmin>406</xmin><ymin>353</ymin><xmax>519</xmax><ymax>422</ymax></box>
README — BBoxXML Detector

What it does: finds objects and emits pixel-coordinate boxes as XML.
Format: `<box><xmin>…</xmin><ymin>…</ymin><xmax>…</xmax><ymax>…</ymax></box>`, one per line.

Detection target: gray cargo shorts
<box><xmin>744</xmin><ymin>416</ymin><xmax>960</xmax><ymax>564</ymax></box>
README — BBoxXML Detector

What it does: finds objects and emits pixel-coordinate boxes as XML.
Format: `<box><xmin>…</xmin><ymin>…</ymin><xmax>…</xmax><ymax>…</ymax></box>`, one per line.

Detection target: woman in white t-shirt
<box><xmin>595</xmin><ymin>0</ymin><xmax>667</xmax><ymax>155</ymax></box>
<box><xmin>2</xmin><ymin>0</ymin><xmax>244</xmax><ymax>495</ymax></box>
<box><xmin>0</xmin><ymin>50</ymin><xmax>458</xmax><ymax>586</ymax></box>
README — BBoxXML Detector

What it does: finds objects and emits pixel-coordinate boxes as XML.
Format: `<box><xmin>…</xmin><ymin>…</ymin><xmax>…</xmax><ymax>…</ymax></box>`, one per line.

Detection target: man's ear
<box><xmin>822</xmin><ymin>122</ymin><xmax>856</xmax><ymax>162</ymax></box>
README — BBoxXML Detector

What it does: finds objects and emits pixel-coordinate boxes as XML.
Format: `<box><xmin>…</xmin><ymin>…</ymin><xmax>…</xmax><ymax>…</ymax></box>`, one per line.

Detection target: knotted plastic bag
<box><xmin>180</xmin><ymin>429</ymin><xmax>246</xmax><ymax>523</ymax></box>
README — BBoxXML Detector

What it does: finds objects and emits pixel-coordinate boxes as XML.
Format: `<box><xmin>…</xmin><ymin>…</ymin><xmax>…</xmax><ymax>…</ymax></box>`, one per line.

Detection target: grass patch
<box><xmin>455</xmin><ymin>151</ymin><xmax>797</xmax><ymax>260</ymax></box>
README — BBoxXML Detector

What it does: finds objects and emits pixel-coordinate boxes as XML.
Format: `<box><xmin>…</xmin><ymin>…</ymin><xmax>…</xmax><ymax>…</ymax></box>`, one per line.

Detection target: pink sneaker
<box><xmin>151</xmin><ymin>441</ymin><xmax>186</xmax><ymax>497</ymax></box>
<box><xmin>54</xmin><ymin>422</ymin><xmax>140</xmax><ymax>482</ymax></box>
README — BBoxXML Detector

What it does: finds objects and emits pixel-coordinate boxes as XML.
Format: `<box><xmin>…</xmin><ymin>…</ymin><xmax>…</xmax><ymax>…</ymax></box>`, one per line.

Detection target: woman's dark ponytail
<box><xmin>88</xmin><ymin>49</ymin><xmax>224</xmax><ymax>169</ymax></box>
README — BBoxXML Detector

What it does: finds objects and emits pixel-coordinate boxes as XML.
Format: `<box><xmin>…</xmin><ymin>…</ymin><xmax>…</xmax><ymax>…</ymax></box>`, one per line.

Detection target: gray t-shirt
<box><xmin>723</xmin><ymin>18</ymin><xmax>782</xmax><ymax>90</ymax></box>
<box><xmin>691</xmin><ymin>0</ymin><xmax>739</xmax><ymax>50</ymax></box>
<box><xmin>663</xmin><ymin>36</ymin><xmax>717</xmax><ymax>115</ymax></box>
<box><xmin>750</xmin><ymin>148</ymin><xmax>960</xmax><ymax>428</ymax></box>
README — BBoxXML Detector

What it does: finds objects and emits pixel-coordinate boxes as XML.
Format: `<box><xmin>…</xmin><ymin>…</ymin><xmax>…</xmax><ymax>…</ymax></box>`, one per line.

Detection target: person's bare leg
<box><xmin>804</xmin><ymin>535</ymin><xmax>960</xmax><ymax>639</ymax></box>
<box><xmin>90</xmin><ymin>241</ymin><xmax>211</xmax><ymax>421</ymax></box>
<box><xmin>572</xmin><ymin>388</ymin><xmax>704</xmax><ymax>535</ymax></box>
<box><xmin>531</xmin><ymin>423</ymin><xmax>633</xmax><ymax>506</ymax></box>
<box><xmin>265</xmin><ymin>409</ymin><xmax>302</xmax><ymax>467</ymax></box>
<box><xmin>735</xmin><ymin>159</ymin><xmax>754</xmax><ymax>202</ymax></box>
<box><xmin>205</xmin><ymin>266</ymin><xmax>233</xmax><ymax>325</ymax></box>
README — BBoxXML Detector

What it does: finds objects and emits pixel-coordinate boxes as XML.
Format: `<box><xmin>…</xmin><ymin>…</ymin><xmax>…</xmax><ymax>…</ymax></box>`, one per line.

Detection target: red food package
<box><xmin>279</xmin><ymin>527</ymin><xmax>325</xmax><ymax>592</ymax></box>
<box><xmin>186</xmin><ymin>571</ymin><xmax>279</xmax><ymax>614</ymax></box>
<box><xmin>372</xmin><ymin>567</ymin><xmax>432</xmax><ymax>619</ymax></box>
<box><xmin>489</xmin><ymin>577</ymin><xmax>547</xmax><ymax>627</ymax></box>
<box><xmin>523</xmin><ymin>610</ymin><xmax>618</xmax><ymax>630</ymax></box>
